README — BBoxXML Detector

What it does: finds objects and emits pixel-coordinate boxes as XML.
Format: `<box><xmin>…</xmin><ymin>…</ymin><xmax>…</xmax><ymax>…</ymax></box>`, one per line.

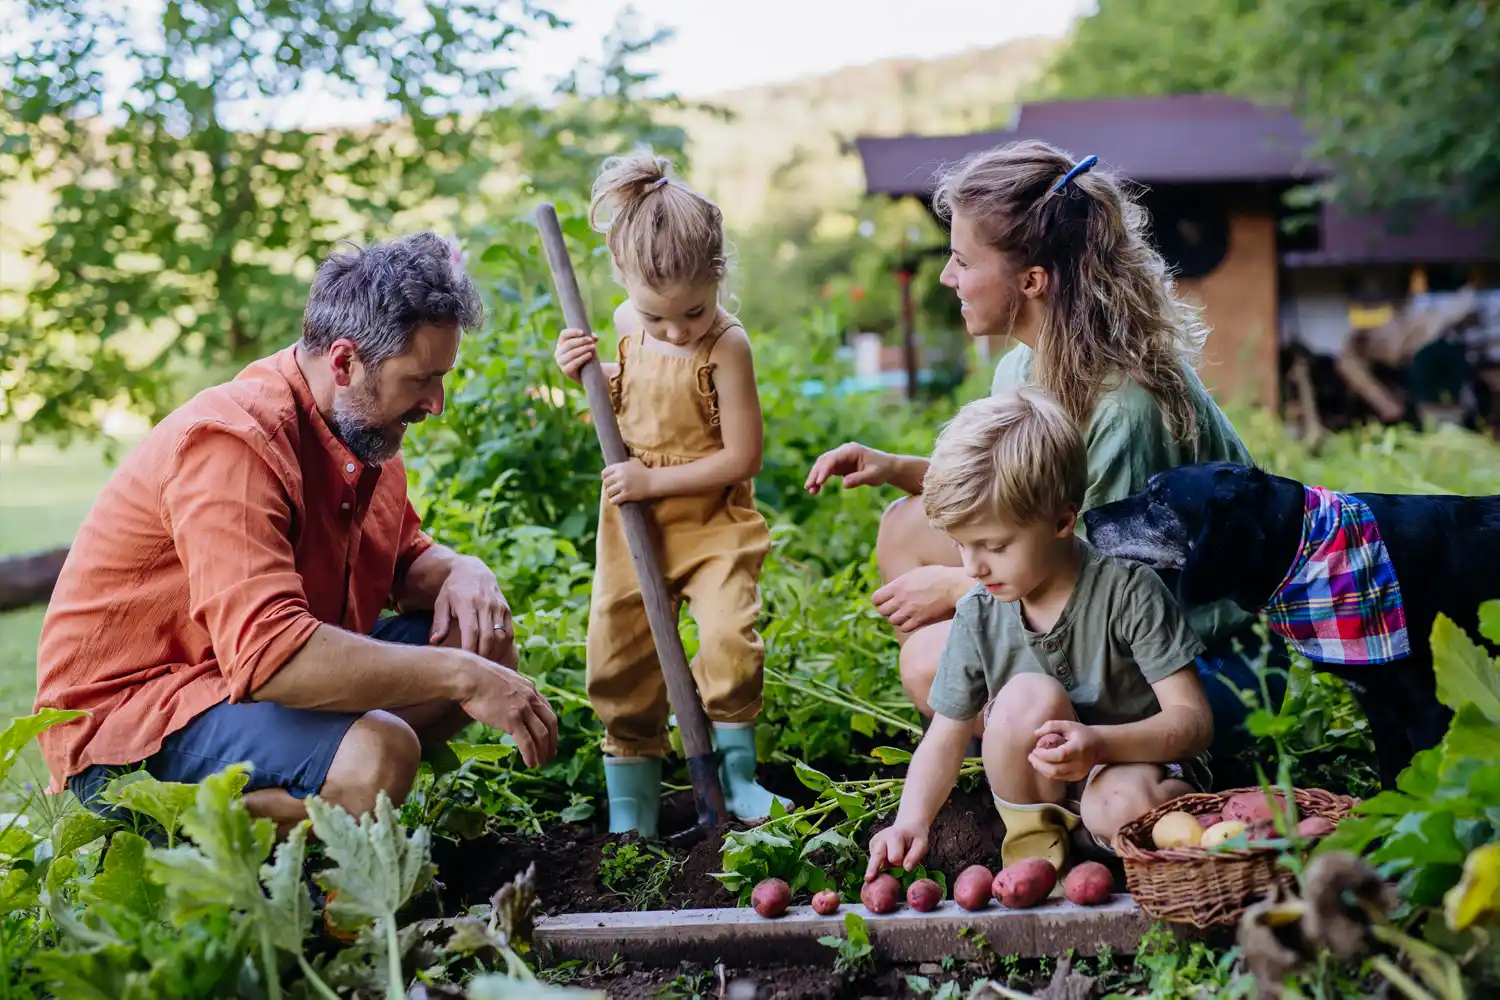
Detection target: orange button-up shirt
<box><xmin>35</xmin><ymin>346</ymin><xmax>433</xmax><ymax>790</ymax></box>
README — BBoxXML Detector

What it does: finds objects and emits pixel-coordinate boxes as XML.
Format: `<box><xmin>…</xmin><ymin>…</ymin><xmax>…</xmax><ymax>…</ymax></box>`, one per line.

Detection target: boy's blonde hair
<box><xmin>922</xmin><ymin>386</ymin><xmax>1087</xmax><ymax>530</ymax></box>
<box><xmin>933</xmin><ymin>139</ymin><xmax>1206</xmax><ymax>444</ymax></box>
<box><xmin>589</xmin><ymin>148</ymin><xmax>727</xmax><ymax>291</ymax></box>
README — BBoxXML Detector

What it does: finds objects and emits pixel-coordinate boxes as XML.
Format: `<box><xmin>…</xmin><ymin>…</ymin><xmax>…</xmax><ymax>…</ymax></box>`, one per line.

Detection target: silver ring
<box><xmin>492</xmin><ymin>624</ymin><xmax>505</xmax><ymax>630</ymax></box>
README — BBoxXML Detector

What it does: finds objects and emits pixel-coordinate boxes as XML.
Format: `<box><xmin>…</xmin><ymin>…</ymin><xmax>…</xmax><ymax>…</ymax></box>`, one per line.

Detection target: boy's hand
<box><xmin>602</xmin><ymin>458</ymin><xmax>655</xmax><ymax>505</ymax></box>
<box><xmin>1028</xmin><ymin>720</ymin><xmax>1103</xmax><ymax>783</ymax></box>
<box><xmin>865</xmin><ymin>822</ymin><xmax>929</xmax><ymax>879</ymax></box>
<box><xmin>555</xmin><ymin>328</ymin><xmax>598</xmax><ymax>382</ymax></box>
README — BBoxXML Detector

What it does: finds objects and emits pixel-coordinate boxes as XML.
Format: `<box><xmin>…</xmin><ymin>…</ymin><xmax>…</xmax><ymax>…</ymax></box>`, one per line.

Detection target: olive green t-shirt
<box><xmin>928</xmin><ymin>539</ymin><xmax>1207</xmax><ymax>726</ymax></box>
<box><xmin>990</xmin><ymin>344</ymin><xmax>1255</xmax><ymax>645</ymax></box>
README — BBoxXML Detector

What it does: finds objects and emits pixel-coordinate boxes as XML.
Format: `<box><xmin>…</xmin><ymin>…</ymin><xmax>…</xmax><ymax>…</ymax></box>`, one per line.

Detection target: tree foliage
<box><xmin>0</xmin><ymin>0</ymin><xmax>686</xmax><ymax>443</ymax></box>
<box><xmin>1043</xmin><ymin>0</ymin><xmax>1500</xmax><ymax>226</ymax></box>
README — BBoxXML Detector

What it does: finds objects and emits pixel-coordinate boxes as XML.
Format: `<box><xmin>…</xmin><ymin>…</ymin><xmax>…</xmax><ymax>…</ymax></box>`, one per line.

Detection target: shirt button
<box><xmin>341</xmin><ymin>502</ymin><xmax>350</xmax><ymax>511</ymax></box>
<box><xmin>1044</xmin><ymin>639</ymin><xmax>1060</xmax><ymax>652</ymax></box>
<box><xmin>345</xmin><ymin>463</ymin><xmax>356</xmax><ymax>474</ymax></box>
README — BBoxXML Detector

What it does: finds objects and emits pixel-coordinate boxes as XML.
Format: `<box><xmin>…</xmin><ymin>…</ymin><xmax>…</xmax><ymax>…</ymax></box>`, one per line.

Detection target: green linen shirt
<box><xmin>928</xmin><ymin>539</ymin><xmax>1207</xmax><ymax>727</ymax></box>
<box><xmin>989</xmin><ymin>344</ymin><xmax>1256</xmax><ymax>645</ymax></box>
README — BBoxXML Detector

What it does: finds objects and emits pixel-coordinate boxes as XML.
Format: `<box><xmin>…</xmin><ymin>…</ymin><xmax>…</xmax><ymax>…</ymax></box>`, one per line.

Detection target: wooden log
<box><xmin>0</xmin><ymin>546</ymin><xmax>70</xmax><ymax>612</ymax></box>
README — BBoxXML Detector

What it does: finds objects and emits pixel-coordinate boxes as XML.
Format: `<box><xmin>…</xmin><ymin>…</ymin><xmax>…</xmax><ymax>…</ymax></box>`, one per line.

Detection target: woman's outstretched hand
<box><xmin>804</xmin><ymin>442</ymin><xmax>894</xmax><ymax>494</ymax></box>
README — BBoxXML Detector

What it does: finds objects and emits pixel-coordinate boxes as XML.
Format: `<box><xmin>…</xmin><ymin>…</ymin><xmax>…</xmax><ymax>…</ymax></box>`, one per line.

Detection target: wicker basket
<box><xmin>1114</xmin><ymin>786</ymin><xmax>1360</xmax><ymax>929</ymax></box>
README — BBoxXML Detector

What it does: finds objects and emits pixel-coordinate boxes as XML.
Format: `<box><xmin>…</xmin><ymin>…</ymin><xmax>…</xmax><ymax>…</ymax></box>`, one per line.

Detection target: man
<box><xmin>36</xmin><ymin>232</ymin><xmax>558</xmax><ymax>832</ymax></box>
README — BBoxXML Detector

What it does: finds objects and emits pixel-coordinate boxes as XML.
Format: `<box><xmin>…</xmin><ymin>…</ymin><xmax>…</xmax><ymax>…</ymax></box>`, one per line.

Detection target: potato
<box><xmin>1036</xmin><ymin>733</ymin><xmax>1065</xmax><ymax>751</ymax></box>
<box><xmin>1151</xmin><ymin>810</ymin><xmax>1203</xmax><ymax>849</ymax></box>
<box><xmin>1063</xmin><ymin>861</ymin><xmax>1113</xmax><ymax>906</ymax></box>
<box><xmin>751</xmin><ymin>878</ymin><xmax>790</xmax><ymax>918</ymax></box>
<box><xmin>1246</xmin><ymin>819</ymin><xmax>1279</xmax><ymax>843</ymax></box>
<box><xmin>1224</xmin><ymin>791</ymin><xmax>1287</xmax><ymax>824</ymax></box>
<box><xmin>953</xmin><ymin>865</ymin><xmax>994</xmax><ymax>912</ymax></box>
<box><xmin>1297</xmin><ymin>816</ymin><xmax>1337</xmax><ymax>838</ymax></box>
<box><xmin>992</xmin><ymin>857</ymin><xmax>1057</xmax><ymax>909</ymax></box>
<box><xmin>1197</xmin><ymin>812</ymin><xmax>1223</xmax><ymax>828</ymax></box>
<box><xmin>1201</xmin><ymin>820</ymin><xmax>1248</xmax><ymax>848</ymax></box>
<box><xmin>811</xmin><ymin>890</ymin><xmax>841</xmax><ymax>915</ymax></box>
<box><xmin>861</xmin><ymin>873</ymin><xmax>902</xmax><ymax>914</ymax></box>
<box><xmin>906</xmin><ymin>878</ymin><xmax>944</xmax><ymax>912</ymax></box>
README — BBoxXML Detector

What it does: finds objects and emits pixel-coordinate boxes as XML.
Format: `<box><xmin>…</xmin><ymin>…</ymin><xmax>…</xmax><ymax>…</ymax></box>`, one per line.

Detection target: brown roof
<box><xmin>855</xmin><ymin>94</ymin><xmax>1317</xmax><ymax>195</ymax></box>
<box><xmin>1284</xmin><ymin>201</ymin><xmax>1500</xmax><ymax>265</ymax></box>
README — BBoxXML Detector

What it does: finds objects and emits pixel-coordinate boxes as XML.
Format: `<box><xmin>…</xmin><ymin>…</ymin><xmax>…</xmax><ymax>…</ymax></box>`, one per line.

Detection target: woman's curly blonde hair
<box><xmin>933</xmin><ymin>139</ymin><xmax>1208</xmax><ymax>443</ymax></box>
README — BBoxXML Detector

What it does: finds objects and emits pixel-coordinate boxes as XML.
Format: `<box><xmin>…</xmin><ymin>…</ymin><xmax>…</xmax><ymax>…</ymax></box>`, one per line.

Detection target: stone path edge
<box><xmin>534</xmin><ymin>896</ymin><xmax>1152</xmax><ymax>967</ymax></box>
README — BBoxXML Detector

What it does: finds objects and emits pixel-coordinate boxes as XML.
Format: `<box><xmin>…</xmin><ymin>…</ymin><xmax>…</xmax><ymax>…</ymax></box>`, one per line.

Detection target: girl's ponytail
<box><xmin>589</xmin><ymin>149</ymin><xmax>726</xmax><ymax>290</ymax></box>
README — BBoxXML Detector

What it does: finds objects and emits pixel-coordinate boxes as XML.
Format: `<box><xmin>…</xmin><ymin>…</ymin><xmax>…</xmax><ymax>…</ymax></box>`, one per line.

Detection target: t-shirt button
<box><xmin>345</xmin><ymin>462</ymin><xmax>356</xmax><ymax>474</ymax></box>
<box><xmin>1044</xmin><ymin>639</ymin><xmax>1060</xmax><ymax>652</ymax></box>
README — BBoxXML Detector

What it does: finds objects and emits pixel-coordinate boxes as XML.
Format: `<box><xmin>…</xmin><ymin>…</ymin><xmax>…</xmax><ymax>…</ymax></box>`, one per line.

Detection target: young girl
<box><xmin>804</xmin><ymin>139</ymin><xmax>1286</xmax><ymax>774</ymax></box>
<box><xmin>554</xmin><ymin>150</ymin><xmax>785</xmax><ymax>839</ymax></box>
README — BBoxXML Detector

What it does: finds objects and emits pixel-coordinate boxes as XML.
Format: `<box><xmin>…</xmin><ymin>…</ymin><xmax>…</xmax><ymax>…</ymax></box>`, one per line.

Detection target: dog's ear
<box><xmin>1177</xmin><ymin>484</ymin><xmax>1269</xmax><ymax>610</ymax></box>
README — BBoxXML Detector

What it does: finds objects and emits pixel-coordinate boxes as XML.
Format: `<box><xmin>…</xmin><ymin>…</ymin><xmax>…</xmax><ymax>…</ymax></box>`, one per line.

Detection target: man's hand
<box><xmin>865</xmin><ymin>821</ymin><xmax>930</xmax><ymax>879</ymax></box>
<box><xmin>431</xmin><ymin>555</ymin><xmax>514</xmax><ymax>663</ymax></box>
<box><xmin>872</xmin><ymin>565</ymin><xmax>968</xmax><ymax>633</ymax></box>
<box><xmin>458</xmin><ymin>658</ymin><xmax>559</xmax><ymax>768</ymax></box>
<box><xmin>804</xmin><ymin>441</ymin><xmax>894</xmax><ymax>494</ymax></box>
<box><xmin>602</xmin><ymin>458</ymin><xmax>656</xmax><ymax>505</ymax></box>
<box><xmin>1028</xmin><ymin>720</ymin><xmax>1104</xmax><ymax>783</ymax></box>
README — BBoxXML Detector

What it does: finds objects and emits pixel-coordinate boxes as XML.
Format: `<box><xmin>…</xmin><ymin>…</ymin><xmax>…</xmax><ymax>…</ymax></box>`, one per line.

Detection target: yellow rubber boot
<box><xmin>993</xmin><ymin>797</ymin><xmax>1081</xmax><ymax>873</ymax></box>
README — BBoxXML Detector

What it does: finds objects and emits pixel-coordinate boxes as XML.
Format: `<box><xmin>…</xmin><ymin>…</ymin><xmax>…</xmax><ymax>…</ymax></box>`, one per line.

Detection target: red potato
<box><xmin>1297</xmin><ymin>816</ymin><xmax>1337</xmax><ymax>838</ymax></box>
<box><xmin>1063</xmin><ymin>861</ymin><xmax>1113</xmax><ymax>906</ymax></box>
<box><xmin>752</xmin><ymin>878</ymin><xmax>790</xmax><ymax>918</ymax></box>
<box><xmin>811</xmin><ymin>890</ymin><xmax>841</xmax><ymax>915</ymax></box>
<box><xmin>1246</xmin><ymin>819</ymin><xmax>1279</xmax><ymax>843</ymax></box>
<box><xmin>953</xmin><ymin>865</ymin><xmax>994</xmax><ymax>912</ymax></box>
<box><xmin>861</xmin><ymin>873</ymin><xmax>902</xmax><ymax>914</ymax></box>
<box><xmin>1036</xmin><ymin>733</ymin><xmax>1065</xmax><ymax>751</ymax></box>
<box><xmin>992</xmin><ymin>857</ymin><xmax>1057</xmax><ymax>909</ymax></box>
<box><xmin>1224</xmin><ymin>791</ymin><xmax>1287</xmax><ymax>824</ymax></box>
<box><xmin>1197</xmin><ymin>812</ymin><xmax>1223</xmax><ymax>828</ymax></box>
<box><xmin>906</xmin><ymin>878</ymin><xmax>944</xmax><ymax>912</ymax></box>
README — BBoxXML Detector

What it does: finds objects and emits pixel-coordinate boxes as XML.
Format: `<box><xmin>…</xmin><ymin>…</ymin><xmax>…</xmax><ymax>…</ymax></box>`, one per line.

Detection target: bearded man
<box><xmin>36</xmin><ymin>232</ymin><xmax>557</xmax><ymax>833</ymax></box>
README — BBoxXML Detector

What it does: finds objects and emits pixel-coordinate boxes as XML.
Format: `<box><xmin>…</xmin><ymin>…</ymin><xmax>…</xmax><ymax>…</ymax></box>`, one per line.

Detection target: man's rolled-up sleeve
<box><xmin>160</xmin><ymin>422</ymin><xmax>323</xmax><ymax>701</ymax></box>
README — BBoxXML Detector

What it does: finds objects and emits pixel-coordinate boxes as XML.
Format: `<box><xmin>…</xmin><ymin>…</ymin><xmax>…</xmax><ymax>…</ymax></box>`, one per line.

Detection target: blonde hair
<box><xmin>588</xmin><ymin>148</ymin><xmax>727</xmax><ymax>290</ymax></box>
<box><xmin>922</xmin><ymin>386</ymin><xmax>1087</xmax><ymax>530</ymax></box>
<box><xmin>933</xmin><ymin>139</ymin><xmax>1207</xmax><ymax>443</ymax></box>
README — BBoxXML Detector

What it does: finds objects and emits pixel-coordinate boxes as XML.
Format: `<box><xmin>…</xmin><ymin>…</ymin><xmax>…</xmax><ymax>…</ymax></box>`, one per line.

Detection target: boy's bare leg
<box><xmin>982</xmin><ymin>673</ymin><xmax>1075</xmax><ymax>805</ymax></box>
<box><xmin>1078</xmin><ymin>764</ymin><xmax>1193</xmax><ymax>851</ymax></box>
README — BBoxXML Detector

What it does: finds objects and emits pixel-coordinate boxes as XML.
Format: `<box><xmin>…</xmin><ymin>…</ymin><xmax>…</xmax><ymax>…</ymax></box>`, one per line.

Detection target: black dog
<box><xmin>1082</xmin><ymin>461</ymin><xmax>1500</xmax><ymax>789</ymax></box>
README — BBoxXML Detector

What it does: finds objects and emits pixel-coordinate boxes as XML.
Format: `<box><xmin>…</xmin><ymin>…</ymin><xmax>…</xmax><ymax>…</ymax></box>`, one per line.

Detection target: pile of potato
<box><xmin>1148</xmin><ymin>792</ymin><xmax>1339</xmax><ymax>852</ymax></box>
<box><xmin>749</xmin><ymin>857</ymin><xmax>1115</xmax><ymax>919</ymax></box>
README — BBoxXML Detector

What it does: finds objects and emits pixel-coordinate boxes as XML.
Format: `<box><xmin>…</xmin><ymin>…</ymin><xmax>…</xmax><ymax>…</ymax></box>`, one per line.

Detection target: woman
<box><xmin>805</xmin><ymin>140</ymin><xmax>1285</xmax><ymax>767</ymax></box>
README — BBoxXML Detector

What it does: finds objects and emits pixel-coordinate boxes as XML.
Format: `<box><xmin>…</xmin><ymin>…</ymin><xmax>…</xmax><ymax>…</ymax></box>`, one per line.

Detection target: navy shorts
<box><xmin>68</xmin><ymin>612</ymin><xmax>434</xmax><ymax>817</ymax></box>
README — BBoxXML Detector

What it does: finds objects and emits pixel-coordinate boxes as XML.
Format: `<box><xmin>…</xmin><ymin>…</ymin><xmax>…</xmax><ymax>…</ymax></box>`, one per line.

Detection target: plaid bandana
<box><xmin>1262</xmin><ymin>485</ymin><xmax>1411</xmax><ymax>665</ymax></box>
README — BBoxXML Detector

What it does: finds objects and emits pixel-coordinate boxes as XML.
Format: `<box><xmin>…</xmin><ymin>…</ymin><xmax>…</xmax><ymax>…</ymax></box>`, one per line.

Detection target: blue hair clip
<box><xmin>1052</xmin><ymin>154</ymin><xmax>1099</xmax><ymax>194</ymax></box>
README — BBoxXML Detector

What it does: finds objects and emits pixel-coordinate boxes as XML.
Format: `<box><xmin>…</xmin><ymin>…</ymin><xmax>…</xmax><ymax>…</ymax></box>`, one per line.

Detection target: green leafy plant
<box><xmin>817</xmin><ymin>911</ymin><xmax>874</xmax><ymax>977</ymax></box>
<box><xmin>598</xmin><ymin>842</ymin><xmax>676</xmax><ymax>912</ymax></box>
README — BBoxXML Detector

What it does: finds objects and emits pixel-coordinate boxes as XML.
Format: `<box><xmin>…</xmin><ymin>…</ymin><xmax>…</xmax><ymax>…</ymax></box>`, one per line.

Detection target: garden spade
<box><xmin>534</xmin><ymin>202</ymin><xmax>728</xmax><ymax>835</ymax></box>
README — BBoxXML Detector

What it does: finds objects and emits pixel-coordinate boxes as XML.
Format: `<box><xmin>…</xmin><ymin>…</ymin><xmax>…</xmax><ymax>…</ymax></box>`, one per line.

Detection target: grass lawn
<box><xmin>0</xmin><ymin>428</ymin><xmax>123</xmax><ymax>808</ymax></box>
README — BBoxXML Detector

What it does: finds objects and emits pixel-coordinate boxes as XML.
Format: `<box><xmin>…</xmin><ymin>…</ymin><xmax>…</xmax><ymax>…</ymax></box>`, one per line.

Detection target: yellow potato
<box><xmin>1151</xmin><ymin>810</ymin><xmax>1203</xmax><ymax>849</ymax></box>
<box><xmin>1201</xmin><ymin>820</ymin><xmax>1248</xmax><ymax>848</ymax></box>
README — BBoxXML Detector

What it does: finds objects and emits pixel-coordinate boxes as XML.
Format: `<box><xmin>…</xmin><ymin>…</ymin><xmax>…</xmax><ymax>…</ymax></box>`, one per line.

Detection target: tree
<box><xmin>0</xmin><ymin>0</ymin><xmax>687</xmax><ymax>444</ymax></box>
<box><xmin>1039</xmin><ymin>0</ymin><xmax>1262</xmax><ymax>100</ymax></box>
<box><xmin>1040</xmin><ymin>0</ymin><xmax>1500</xmax><ymax>227</ymax></box>
<box><xmin>1250</xmin><ymin>0</ymin><xmax>1500</xmax><ymax>225</ymax></box>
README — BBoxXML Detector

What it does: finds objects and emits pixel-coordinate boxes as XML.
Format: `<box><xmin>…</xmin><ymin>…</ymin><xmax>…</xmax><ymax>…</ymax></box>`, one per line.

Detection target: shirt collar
<box><xmin>275</xmin><ymin>345</ymin><xmax>369</xmax><ymax>487</ymax></box>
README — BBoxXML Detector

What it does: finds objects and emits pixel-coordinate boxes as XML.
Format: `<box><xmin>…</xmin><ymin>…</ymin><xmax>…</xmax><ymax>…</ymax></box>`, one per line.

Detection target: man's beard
<box><xmin>331</xmin><ymin>380</ymin><xmax>406</xmax><ymax>466</ymax></box>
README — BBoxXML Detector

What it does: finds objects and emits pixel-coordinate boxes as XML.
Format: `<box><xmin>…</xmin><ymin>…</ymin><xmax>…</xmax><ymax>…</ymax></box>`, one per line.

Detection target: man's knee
<box><xmin>322</xmin><ymin>710</ymin><xmax>422</xmax><ymax>816</ymax></box>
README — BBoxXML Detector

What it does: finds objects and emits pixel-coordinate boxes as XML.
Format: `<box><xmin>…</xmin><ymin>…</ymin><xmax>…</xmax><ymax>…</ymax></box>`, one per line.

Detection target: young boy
<box><xmin>865</xmin><ymin>387</ymin><xmax>1215</xmax><ymax>881</ymax></box>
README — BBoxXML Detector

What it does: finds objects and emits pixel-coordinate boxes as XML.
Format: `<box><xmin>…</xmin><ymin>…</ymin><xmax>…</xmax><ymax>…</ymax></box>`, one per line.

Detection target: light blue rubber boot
<box><xmin>603</xmin><ymin>756</ymin><xmax>662</xmax><ymax>840</ymax></box>
<box><xmin>714</xmin><ymin>723</ymin><xmax>791</xmax><ymax>823</ymax></box>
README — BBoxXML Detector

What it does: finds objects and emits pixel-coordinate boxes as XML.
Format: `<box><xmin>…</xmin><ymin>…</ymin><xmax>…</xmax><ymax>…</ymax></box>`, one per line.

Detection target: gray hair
<box><xmin>300</xmin><ymin>231</ymin><xmax>484</xmax><ymax>367</ymax></box>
